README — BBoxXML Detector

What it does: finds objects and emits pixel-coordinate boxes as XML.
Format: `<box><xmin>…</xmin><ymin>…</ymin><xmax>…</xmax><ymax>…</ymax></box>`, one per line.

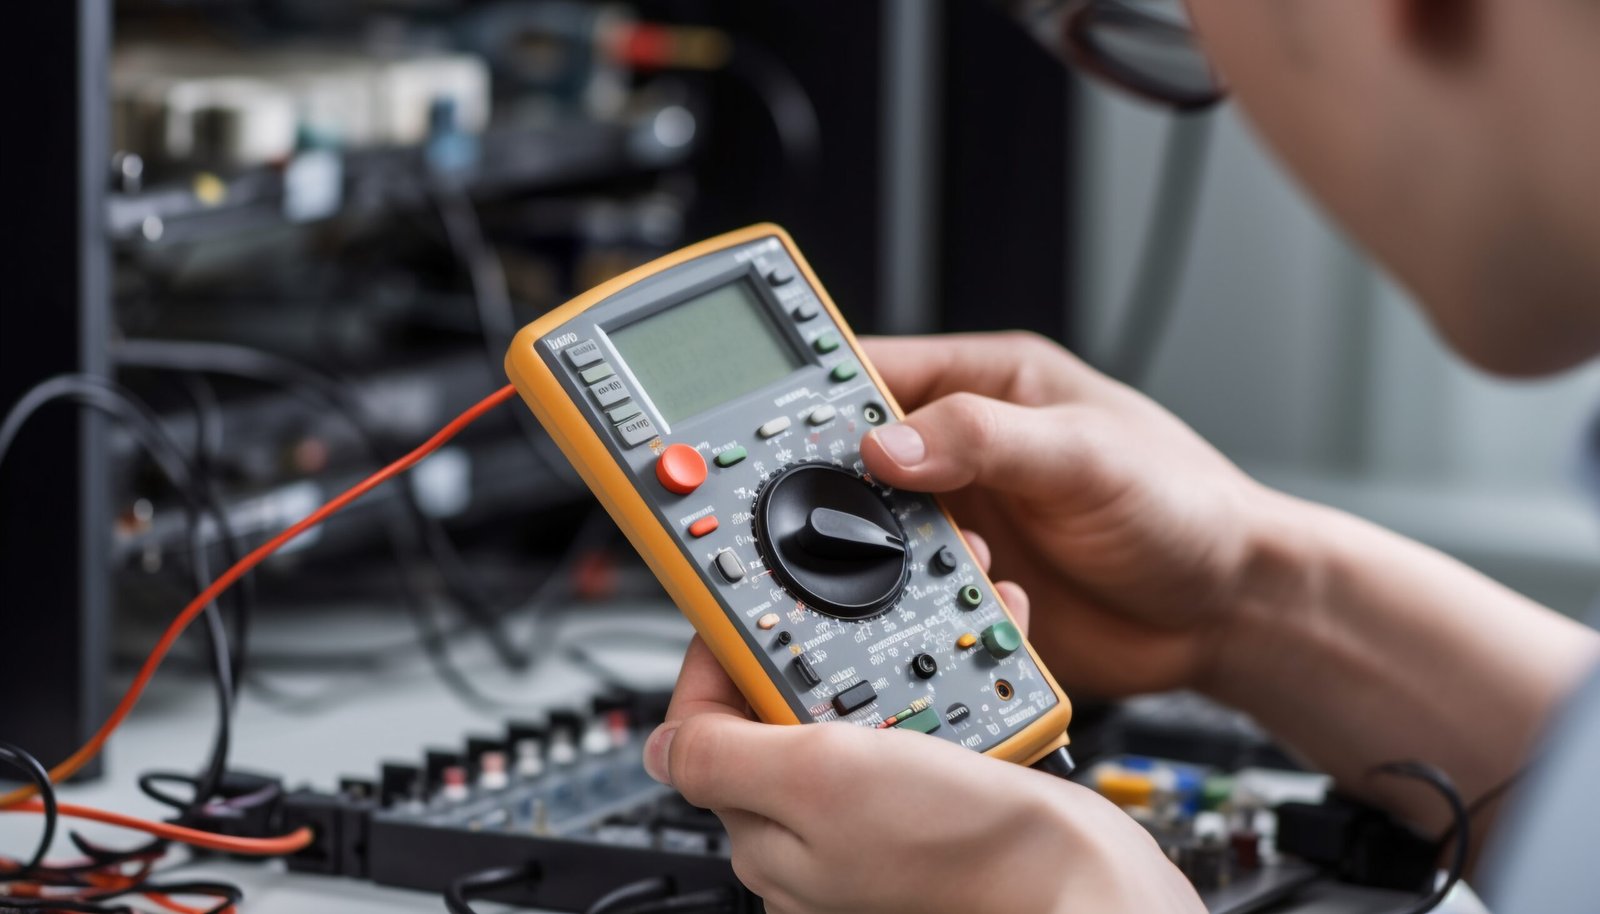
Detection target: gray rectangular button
<box><xmin>807</xmin><ymin>405</ymin><xmax>837</xmax><ymax>426</ymax></box>
<box><xmin>757</xmin><ymin>416</ymin><xmax>792</xmax><ymax>438</ymax></box>
<box><xmin>563</xmin><ymin>339</ymin><xmax>603</xmax><ymax>368</ymax></box>
<box><xmin>580</xmin><ymin>363</ymin><xmax>615</xmax><ymax>384</ymax></box>
<box><xmin>714</xmin><ymin>549</ymin><xmax>746</xmax><ymax>582</ymax></box>
<box><xmin>617</xmin><ymin>415</ymin><xmax>657</xmax><ymax>447</ymax></box>
<box><xmin>607</xmin><ymin>401</ymin><xmax>642</xmax><ymax>423</ymax></box>
<box><xmin>590</xmin><ymin>376</ymin><xmax>628</xmax><ymax>407</ymax></box>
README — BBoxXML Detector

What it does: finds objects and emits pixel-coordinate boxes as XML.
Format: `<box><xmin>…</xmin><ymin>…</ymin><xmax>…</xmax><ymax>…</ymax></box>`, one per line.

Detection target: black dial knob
<box><xmin>753</xmin><ymin>464</ymin><xmax>911</xmax><ymax>620</ymax></box>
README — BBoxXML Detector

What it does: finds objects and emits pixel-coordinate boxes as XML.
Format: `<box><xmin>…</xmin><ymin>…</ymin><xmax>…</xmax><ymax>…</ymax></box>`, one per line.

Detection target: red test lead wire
<box><xmin>0</xmin><ymin>384</ymin><xmax>520</xmax><ymax>809</ymax></box>
<box><xmin>0</xmin><ymin>800</ymin><xmax>314</xmax><ymax>856</ymax></box>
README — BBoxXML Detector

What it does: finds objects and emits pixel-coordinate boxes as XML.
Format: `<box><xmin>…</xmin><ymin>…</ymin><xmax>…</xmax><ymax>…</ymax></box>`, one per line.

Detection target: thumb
<box><xmin>862</xmin><ymin>392</ymin><xmax>1083</xmax><ymax>495</ymax></box>
<box><xmin>646</xmin><ymin>712</ymin><xmax>802</xmax><ymax>821</ymax></box>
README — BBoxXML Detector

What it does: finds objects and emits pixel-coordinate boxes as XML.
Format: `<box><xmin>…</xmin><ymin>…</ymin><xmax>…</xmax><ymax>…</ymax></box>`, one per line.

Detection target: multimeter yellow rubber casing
<box><xmin>505</xmin><ymin>224</ymin><xmax>1072</xmax><ymax>765</ymax></box>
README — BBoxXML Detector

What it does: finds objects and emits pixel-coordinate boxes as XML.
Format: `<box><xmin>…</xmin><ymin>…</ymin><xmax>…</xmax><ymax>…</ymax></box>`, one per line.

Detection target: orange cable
<box><xmin>3</xmin><ymin>799</ymin><xmax>314</xmax><ymax>856</ymax></box>
<box><xmin>0</xmin><ymin>384</ymin><xmax>519</xmax><ymax>808</ymax></box>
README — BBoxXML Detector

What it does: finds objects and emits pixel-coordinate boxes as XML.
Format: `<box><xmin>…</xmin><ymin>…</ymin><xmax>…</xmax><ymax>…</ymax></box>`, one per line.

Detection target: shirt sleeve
<box><xmin>1479</xmin><ymin>660</ymin><xmax>1600</xmax><ymax>913</ymax></box>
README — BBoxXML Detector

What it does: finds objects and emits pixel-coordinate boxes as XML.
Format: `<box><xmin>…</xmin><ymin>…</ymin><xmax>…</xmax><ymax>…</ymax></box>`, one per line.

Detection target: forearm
<box><xmin>1205</xmin><ymin>494</ymin><xmax>1600</xmax><ymax>842</ymax></box>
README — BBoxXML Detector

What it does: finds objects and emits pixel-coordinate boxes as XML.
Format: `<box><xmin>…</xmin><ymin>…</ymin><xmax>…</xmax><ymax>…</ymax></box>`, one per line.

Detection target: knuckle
<box><xmin>1001</xmin><ymin>330</ymin><xmax>1092</xmax><ymax>402</ymax></box>
<box><xmin>1001</xmin><ymin>329</ymin><xmax>1060</xmax><ymax>360</ymax></box>
<box><xmin>669</xmin><ymin>719</ymin><xmax>723</xmax><ymax>805</ymax></box>
<box><xmin>1058</xmin><ymin>406</ymin><xmax>1115</xmax><ymax>456</ymax></box>
<box><xmin>943</xmin><ymin>392</ymin><xmax>1001</xmax><ymax>452</ymax></box>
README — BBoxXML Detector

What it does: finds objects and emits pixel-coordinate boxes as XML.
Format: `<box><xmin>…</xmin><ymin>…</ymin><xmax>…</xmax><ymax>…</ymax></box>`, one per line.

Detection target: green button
<box><xmin>829</xmin><ymin>363</ymin><xmax>858</xmax><ymax>382</ymax></box>
<box><xmin>894</xmin><ymin>707</ymin><xmax>942</xmax><ymax>734</ymax></box>
<box><xmin>958</xmin><ymin>585</ymin><xmax>983</xmax><ymax>609</ymax></box>
<box><xmin>714</xmin><ymin>446</ymin><xmax>748</xmax><ymax>468</ymax></box>
<box><xmin>813</xmin><ymin>332</ymin><xmax>841</xmax><ymax>354</ymax></box>
<box><xmin>980</xmin><ymin>621</ymin><xmax>1022</xmax><ymax>659</ymax></box>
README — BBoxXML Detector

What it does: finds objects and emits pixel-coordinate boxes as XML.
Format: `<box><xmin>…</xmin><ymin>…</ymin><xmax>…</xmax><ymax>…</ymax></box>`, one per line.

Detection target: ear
<box><xmin>1393</xmin><ymin>0</ymin><xmax>1482</xmax><ymax>63</ymax></box>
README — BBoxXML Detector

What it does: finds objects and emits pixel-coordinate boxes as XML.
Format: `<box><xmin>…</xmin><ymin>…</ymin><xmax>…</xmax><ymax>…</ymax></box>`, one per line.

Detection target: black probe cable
<box><xmin>426</xmin><ymin>179</ymin><xmax>588</xmax><ymax>498</ymax></box>
<box><xmin>1369</xmin><ymin>760</ymin><xmax>1470</xmax><ymax>914</ymax></box>
<box><xmin>113</xmin><ymin>337</ymin><xmax>589</xmax><ymax>679</ymax></box>
<box><xmin>0</xmin><ymin>375</ymin><xmax>241</xmax><ymax>816</ymax></box>
<box><xmin>113</xmin><ymin>337</ymin><xmax>524</xmax><ymax>660</ymax></box>
<box><xmin>443</xmin><ymin>862</ymin><xmax>541</xmax><ymax>914</ymax></box>
<box><xmin>724</xmin><ymin>38</ymin><xmax>823</xmax><ymax>206</ymax></box>
<box><xmin>138</xmin><ymin>364</ymin><xmax>525</xmax><ymax>716</ymax></box>
<box><xmin>0</xmin><ymin>742</ymin><xmax>58</xmax><ymax>874</ymax></box>
<box><xmin>1</xmin><ymin>878</ymin><xmax>241</xmax><ymax>914</ymax></box>
<box><xmin>587</xmin><ymin>877</ymin><xmax>739</xmax><ymax>914</ymax></box>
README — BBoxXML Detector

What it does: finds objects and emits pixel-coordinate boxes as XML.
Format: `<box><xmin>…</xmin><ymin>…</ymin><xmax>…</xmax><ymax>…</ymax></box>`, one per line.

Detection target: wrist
<box><xmin>1194</xmin><ymin>486</ymin><xmax>1340</xmax><ymax>702</ymax></box>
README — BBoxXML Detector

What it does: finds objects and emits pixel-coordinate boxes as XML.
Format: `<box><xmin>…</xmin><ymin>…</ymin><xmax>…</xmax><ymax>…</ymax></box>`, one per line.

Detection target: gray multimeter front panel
<box><xmin>534</xmin><ymin>235</ymin><xmax>1060</xmax><ymax>751</ymax></box>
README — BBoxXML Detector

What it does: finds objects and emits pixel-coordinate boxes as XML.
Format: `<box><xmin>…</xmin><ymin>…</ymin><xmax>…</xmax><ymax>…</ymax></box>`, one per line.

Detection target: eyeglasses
<box><xmin>997</xmin><ymin>0</ymin><xmax>1226</xmax><ymax>111</ymax></box>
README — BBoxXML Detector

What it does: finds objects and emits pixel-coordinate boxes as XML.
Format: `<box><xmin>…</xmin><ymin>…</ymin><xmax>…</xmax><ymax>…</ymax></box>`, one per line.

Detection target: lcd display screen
<box><xmin>608</xmin><ymin>278</ymin><xmax>805</xmax><ymax>424</ymax></box>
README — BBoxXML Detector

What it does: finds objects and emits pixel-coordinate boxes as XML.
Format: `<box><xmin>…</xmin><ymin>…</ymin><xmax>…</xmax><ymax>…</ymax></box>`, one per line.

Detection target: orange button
<box><xmin>688</xmin><ymin>515</ymin><xmax>719</xmax><ymax>538</ymax></box>
<box><xmin>656</xmin><ymin>443</ymin><xmax>707</xmax><ymax>495</ymax></box>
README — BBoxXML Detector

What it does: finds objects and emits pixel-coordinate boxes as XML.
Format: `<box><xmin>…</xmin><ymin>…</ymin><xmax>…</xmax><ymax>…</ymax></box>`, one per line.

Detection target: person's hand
<box><xmin>645</xmin><ymin>636</ymin><xmax>1205</xmax><ymax>914</ymax></box>
<box><xmin>859</xmin><ymin>332</ymin><xmax>1304</xmax><ymax>696</ymax></box>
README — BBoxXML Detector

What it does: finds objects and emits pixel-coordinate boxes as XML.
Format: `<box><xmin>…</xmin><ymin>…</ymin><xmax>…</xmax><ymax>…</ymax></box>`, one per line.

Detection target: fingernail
<box><xmin>871</xmin><ymin>423</ymin><xmax>926</xmax><ymax>467</ymax></box>
<box><xmin>644</xmin><ymin>723</ymin><xmax>678</xmax><ymax>786</ymax></box>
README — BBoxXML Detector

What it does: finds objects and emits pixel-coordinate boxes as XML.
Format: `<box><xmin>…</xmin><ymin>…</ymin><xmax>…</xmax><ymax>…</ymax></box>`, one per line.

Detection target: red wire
<box><xmin>0</xmin><ymin>384</ymin><xmax>519</xmax><ymax>808</ymax></box>
<box><xmin>4</xmin><ymin>850</ymin><xmax>234</xmax><ymax>913</ymax></box>
<box><xmin>1</xmin><ymin>800</ymin><xmax>315</xmax><ymax>856</ymax></box>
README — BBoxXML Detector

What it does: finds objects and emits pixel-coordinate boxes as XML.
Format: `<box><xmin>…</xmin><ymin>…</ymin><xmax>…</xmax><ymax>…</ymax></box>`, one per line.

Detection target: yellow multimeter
<box><xmin>505</xmin><ymin>224</ymin><xmax>1073</xmax><ymax>767</ymax></box>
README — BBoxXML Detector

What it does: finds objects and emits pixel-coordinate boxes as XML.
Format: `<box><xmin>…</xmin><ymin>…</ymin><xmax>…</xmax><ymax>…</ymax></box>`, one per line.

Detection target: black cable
<box><xmin>443</xmin><ymin>862</ymin><xmax>541</xmax><ymax>914</ymax></box>
<box><xmin>585</xmin><ymin>875</ymin><xmax>673</xmax><ymax>914</ymax></box>
<box><xmin>64</xmin><ymin>832</ymin><xmax>166</xmax><ymax>872</ymax></box>
<box><xmin>0</xmin><ymin>742</ymin><xmax>58</xmax><ymax>873</ymax></box>
<box><xmin>1437</xmin><ymin>767</ymin><xmax>1524</xmax><ymax>852</ymax></box>
<box><xmin>113</xmin><ymin>879</ymin><xmax>241</xmax><ymax>914</ymax></box>
<box><xmin>426</xmin><ymin>180</ymin><xmax>587</xmax><ymax>497</ymax></box>
<box><xmin>0</xmin><ymin>375</ymin><xmax>238</xmax><ymax>817</ymax></box>
<box><xmin>114</xmin><ymin>337</ymin><xmax>565</xmax><ymax>672</ymax></box>
<box><xmin>107</xmin><ymin>342</ymin><xmax>618</xmax><ymax>710</ymax></box>
<box><xmin>114</xmin><ymin>353</ymin><xmax>517</xmax><ymax>711</ymax></box>
<box><xmin>724</xmin><ymin>39</ymin><xmax>824</xmax><ymax>203</ymax></box>
<box><xmin>1369</xmin><ymin>760</ymin><xmax>1470</xmax><ymax>914</ymax></box>
<box><xmin>136</xmin><ymin>573</ymin><xmax>668</xmax><ymax>676</ymax></box>
<box><xmin>1102</xmin><ymin>110</ymin><xmax>1215</xmax><ymax>386</ymax></box>
<box><xmin>0</xmin><ymin>899</ymin><xmax>135</xmax><ymax>913</ymax></box>
<box><xmin>174</xmin><ymin>371</ymin><xmax>257</xmax><ymax>684</ymax></box>
<box><xmin>612</xmin><ymin>887</ymin><xmax>738</xmax><ymax>914</ymax></box>
<box><xmin>137</xmin><ymin>771</ymin><xmax>206</xmax><ymax>813</ymax></box>
<box><xmin>0</xmin><ymin>879</ymin><xmax>242</xmax><ymax>914</ymax></box>
<box><xmin>115</xmin><ymin>339</ymin><xmax>509</xmax><ymax>625</ymax></box>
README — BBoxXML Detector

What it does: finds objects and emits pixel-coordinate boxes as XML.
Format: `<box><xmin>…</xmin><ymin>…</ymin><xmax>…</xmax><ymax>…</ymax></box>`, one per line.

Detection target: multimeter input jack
<box><xmin>861</xmin><ymin>403</ymin><xmax>887</xmax><ymax>425</ymax></box>
<box><xmin>994</xmin><ymin>679</ymin><xmax>1015</xmax><ymax>702</ymax></box>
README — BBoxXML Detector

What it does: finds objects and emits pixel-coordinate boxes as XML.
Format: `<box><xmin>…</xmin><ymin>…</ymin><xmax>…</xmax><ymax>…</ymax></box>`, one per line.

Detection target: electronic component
<box><xmin>280</xmin><ymin>696</ymin><xmax>757</xmax><ymax>913</ymax></box>
<box><xmin>504</xmin><ymin>225</ymin><xmax>1074</xmax><ymax>765</ymax></box>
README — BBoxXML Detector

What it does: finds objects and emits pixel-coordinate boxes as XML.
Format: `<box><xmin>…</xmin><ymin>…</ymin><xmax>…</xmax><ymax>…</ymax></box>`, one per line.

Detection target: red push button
<box><xmin>688</xmin><ymin>516</ymin><xmax>719</xmax><ymax>538</ymax></box>
<box><xmin>656</xmin><ymin>443</ymin><xmax>707</xmax><ymax>495</ymax></box>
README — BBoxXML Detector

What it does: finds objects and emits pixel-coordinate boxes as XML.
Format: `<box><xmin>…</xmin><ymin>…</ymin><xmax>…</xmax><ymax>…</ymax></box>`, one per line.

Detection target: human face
<box><xmin>1181</xmin><ymin>0</ymin><xmax>1600</xmax><ymax>376</ymax></box>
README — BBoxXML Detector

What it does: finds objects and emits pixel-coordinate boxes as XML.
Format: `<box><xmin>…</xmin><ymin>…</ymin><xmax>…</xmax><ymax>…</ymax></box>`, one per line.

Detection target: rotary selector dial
<box><xmin>752</xmin><ymin>464</ymin><xmax>911</xmax><ymax>620</ymax></box>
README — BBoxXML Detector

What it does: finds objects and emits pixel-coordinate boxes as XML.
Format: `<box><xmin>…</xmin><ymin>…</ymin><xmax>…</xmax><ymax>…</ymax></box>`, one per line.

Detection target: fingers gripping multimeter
<box><xmin>506</xmin><ymin>224</ymin><xmax>1073</xmax><ymax>766</ymax></box>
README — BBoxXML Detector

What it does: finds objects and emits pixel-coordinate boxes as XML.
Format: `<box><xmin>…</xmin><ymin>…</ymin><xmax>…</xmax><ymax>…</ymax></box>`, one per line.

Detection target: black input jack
<box><xmin>994</xmin><ymin>679</ymin><xmax>1015</xmax><ymax>702</ymax></box>
<box><xmin>862</xmin><ymin>403</ymin><xmax>887</xmax><ymax>425</ymax></box>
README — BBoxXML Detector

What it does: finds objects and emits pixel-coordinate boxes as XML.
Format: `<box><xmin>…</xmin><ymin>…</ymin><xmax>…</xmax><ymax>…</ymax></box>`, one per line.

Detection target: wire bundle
<box><xmin>0</xmin><ymin>740</ymin><xmax>311</xmax><ymax>914</ymax></box>
<box><xmin>2</xmin><ymin>384</ymin><xmax>517</xmax><ymax>913</ymax></box>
